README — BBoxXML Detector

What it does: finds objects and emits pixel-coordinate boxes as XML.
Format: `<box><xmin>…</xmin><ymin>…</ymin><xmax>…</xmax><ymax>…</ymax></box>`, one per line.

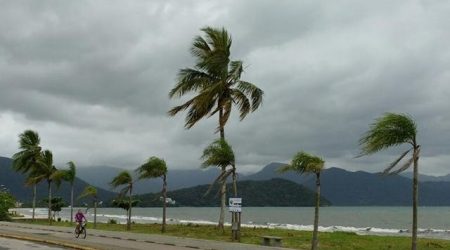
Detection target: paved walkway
<box><xmin>0</xmin><ymin>222</ymin><xmax>293</xmax><ymax>250</ymax></box>
<box><xmin>0</xmin><ymin>237</ymin><xmax>65</xmax><ymax>250</ymax></box>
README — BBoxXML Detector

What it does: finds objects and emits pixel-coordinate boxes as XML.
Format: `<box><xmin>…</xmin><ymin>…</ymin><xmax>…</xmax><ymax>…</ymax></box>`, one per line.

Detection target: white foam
<box><xmin>10</xmin><ymin>208</ymin><xmax>450</xmax><ymax>237</ymax></box>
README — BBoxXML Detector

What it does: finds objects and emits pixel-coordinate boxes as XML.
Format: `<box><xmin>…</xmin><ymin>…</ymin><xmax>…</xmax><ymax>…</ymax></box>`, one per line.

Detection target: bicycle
<box><xmin>75</xmin><ymin>221</ymin><xmax>87</xmax><ymax>239</ymax></box>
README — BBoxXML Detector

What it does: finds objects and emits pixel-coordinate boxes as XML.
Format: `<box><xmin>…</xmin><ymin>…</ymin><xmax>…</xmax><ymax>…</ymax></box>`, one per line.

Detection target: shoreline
<box><xmin>10</xmin><ymin>208</ymin><xmax>450</xmax><ymax>240</ymax></box>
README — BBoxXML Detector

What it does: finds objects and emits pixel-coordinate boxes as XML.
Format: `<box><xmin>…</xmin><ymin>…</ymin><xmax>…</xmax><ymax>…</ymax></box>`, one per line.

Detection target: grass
<box><xmin>14</xmin><ymin>219</ymin><xmax>450</xmax><ymax>250</ymax></box>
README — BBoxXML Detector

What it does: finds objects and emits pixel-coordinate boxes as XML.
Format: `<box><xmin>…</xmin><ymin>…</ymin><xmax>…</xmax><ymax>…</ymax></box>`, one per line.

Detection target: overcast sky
<box><xmin>1</xmin><ymin>0</ymin><xmax>450</xmax><ymax>175</ymax></box>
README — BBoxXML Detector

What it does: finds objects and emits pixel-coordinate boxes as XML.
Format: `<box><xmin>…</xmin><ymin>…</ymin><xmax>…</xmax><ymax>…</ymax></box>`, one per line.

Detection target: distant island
<box><xmin>136</xmin><ymin>178</ymin><xmax>331</xmax><ymax>207</ymax></box>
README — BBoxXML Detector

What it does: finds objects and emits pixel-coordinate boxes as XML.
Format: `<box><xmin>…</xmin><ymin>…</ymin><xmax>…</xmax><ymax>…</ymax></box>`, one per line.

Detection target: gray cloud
<box><xmin>1</xmin><ymin>0</ymin><xmax>450</xmax><ymax>175</ymax></box>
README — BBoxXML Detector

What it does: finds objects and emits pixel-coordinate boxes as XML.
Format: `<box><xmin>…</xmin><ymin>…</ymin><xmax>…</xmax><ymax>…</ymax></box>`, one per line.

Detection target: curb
<box><xmin>0</xmin><ymin>232</ymin><xmax>99</xmax><ymax>250</ymax></box>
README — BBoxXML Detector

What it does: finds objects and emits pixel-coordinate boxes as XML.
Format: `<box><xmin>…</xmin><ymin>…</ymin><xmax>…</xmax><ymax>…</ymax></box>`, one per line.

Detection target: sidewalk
<box><xmin>0</xmin><ymin>221</ymin><xmax>295</xmax><ymax>250</ymax></box>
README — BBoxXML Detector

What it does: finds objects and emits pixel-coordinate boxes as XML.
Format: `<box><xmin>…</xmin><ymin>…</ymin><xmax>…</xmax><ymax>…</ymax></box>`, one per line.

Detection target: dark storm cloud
<box><xmin>1</xmin><ymin>0</ymin><xmax>450</xmax><ymax>175</ymax></box>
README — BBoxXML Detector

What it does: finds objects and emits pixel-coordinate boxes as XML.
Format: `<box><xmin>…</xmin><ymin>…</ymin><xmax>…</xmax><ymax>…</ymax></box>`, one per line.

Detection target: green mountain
<box><xmin>0</xmin><ymin>156</ymin><xmax>117</xmax><ymax>206</ymax></box>
<box><xmin>135</xmin><ymin>178</ymin><xmax>331</xmax><ymax>207</ymax></box>
<box><xmin>245</xmin><ymin>163</ymin><xmax>450</xmax><ymax>206</ymax></box>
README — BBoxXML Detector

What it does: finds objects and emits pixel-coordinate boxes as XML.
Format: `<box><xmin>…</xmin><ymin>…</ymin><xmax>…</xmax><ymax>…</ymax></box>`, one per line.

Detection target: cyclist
<box><xmin>74</xmin><ymin>209</ymin><xmax>87</xmax><ymax>232</ymax></box>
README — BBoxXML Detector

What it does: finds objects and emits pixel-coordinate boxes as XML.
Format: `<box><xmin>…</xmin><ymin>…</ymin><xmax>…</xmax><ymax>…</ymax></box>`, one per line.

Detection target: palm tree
<box><xmin>63</xmin><ymin>161</ymin><xmax>76</xmax><ymax>223</ymax></box>
<box><xmin>110</xmin><ymin>171</ymin><xmax>134</xmax><ymax>231</ymax></box>
<box><xmin>279</xmin><ymin>151</ymin><xmax>324</xmax><ymax>250</ymax></box>
<box><xmin>359</xmin><ymin>113</ymin><xmax>420</xmax><ymax>250</ymax></box>
<box><xmin>201</xmin><ymin>139</ymin><xmax>235</xmax><ymax>231</ymax></box>
<box><xmin>168</xmin><ymin>26</ymin><xmax>264</xmax><ymax>139</ymax></box>
<box><xmin>30</xmin><ymin>150</ymin><xmax>63</xmax><ymax>225</ymax></box>
<box><xmin>12</xmin><ymin>130</ymin><xmax>42</xmax><ymax>221</ymax></box>
<box><xmin>136</xmin><ymin>156</ymin><xmax>168</xmax><ymax>233</ymax></box>
<box><xmin>79</xmin><ymin>185</ymin><xmax>98</xmax><ymax>228</ymax></box>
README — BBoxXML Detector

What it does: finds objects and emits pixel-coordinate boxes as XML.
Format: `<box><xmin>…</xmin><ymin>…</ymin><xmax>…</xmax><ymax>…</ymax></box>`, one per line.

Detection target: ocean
<box><xmin>13</xmin><ymin>206</ymin><xmax>450</xmax><ymax>238</ymax></box>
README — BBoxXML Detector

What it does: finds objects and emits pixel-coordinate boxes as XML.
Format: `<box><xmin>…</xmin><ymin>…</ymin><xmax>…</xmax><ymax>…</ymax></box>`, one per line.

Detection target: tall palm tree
<box><xmin>30</xmin><ymin>150</ymin><xmax>63</xmax><ymax>225</ymax></box>
<box><xmin>279</xmin><ymin>151</ymin><xmax>324</xmax><ymax>250</ymax></box>
<box><xmin>110</xmin><ymin>171</ymin><xmax>134</xmax><ymax>231</ymax></box>
<box><xmin>63</xmin><ymin>161</ymin><xmax>76</xmax><ymax>223</ymax></box>
<box><xmin>201</xmin><ymin>139</ymin><xmax>235</xmax><ymax>231</ymax></box>
<box><xmin>359</xmin><ymin>113</ymin><xmax>420</xmax><ymax>250</ymax></box>
<box><xmin>168</xmin><ymin>26</ymin><xmax>264</xmax><ymax>139</ymax></box>
<box><xmin>12</xmin><ymin>130</ymin><xmax>42</xmax><ymax>221</ymax></box>
<box><xmin>136</xmin><ymin>157</ymin><xmax>168</xmax><ymax>233</ymax></box>
<box><xmin>79</xmin><ymin>185</ymin><xmax>98</xmax><ymax>228</ymax></box>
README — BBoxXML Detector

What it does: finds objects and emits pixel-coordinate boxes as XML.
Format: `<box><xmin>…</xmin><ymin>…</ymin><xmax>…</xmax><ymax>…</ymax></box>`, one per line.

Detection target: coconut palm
<box><xmin>110</xmin><ymin>171</ymin><xmax>134</xmax><ymax>230</ymax></box>
<box><xmin>29</xmin><ymin>150</ymin><xmax>64</xmax><ymax>225</ymax></box>
<box><xmin>201</xmin><ymin>139</ymin><xmax>235</xmax><ymax>231</ymax></box>
<box><xmin>136</xmin><ymin>156</ymin><xmax>168</xmax><ymax>232</ymax></box>
<box><xmin>359</xmin><ymin>113</ymin><xmax>420</xmax><ymax>250</ymax></box>
<box><xmin>12</xmin><ymin>130</ymin><xmax>42</xmax><ymax>221</ymax></box>
<box><xmin>63</xmin><ymin>161</ymin><xmax>76</xmax><ymax>223</ymax></box>
<box><xmin>79</xmin><ymin>185</ymin><xmax>98</xmax><ymax>228</ymax></box>
<box><xmin>168</xmin><ymin>27</ymin><xmax>264</xmax><ymax>139</ymax></box>
<box><xmin>279</xmin><ymin>151</ymin><xmax>324</xmax><ymax>250</ymax></box>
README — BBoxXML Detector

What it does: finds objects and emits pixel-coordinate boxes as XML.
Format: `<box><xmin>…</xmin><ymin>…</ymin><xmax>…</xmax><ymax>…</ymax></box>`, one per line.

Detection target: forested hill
<box><xmin>136</xmin><ymin>178</ymin><xmax>331</xmax><ymax>207</ymax></box>
<box><xmin>0</xmin><ymin>156</ymin><xmax>117</xmax><ymax>205</ymax></box>
<box><xmin>245</xmin><ymin>162</ymin><xmax>450</xmax><ymax>206</ymax></box>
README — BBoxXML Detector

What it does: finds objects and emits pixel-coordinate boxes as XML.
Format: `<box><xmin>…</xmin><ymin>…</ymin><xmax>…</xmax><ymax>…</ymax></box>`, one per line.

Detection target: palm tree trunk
<box><xmin>162</xmin><ymin>174</ymin><xmax>167</xmax><ymax>233</ymax></box>
<box><xmin>48</xmin><ymin>181</ymin><xmax>52</xmax><ymax>225</ymax></box>
<box><xmin>127</xmin><ymin>186</ymin><xmax>132</xmax><ymax>231</ymax></box>
<box><xmin>312</xmin><ymin>173</ymin><xmax>321</xmax><ymax>250</ymax></box>
<box><xmin>70</xmin><ymin>184</ymin><xmax>74</xmax><ymax>223</ymax></box>
<box><xmin>232</xmin><ymin>165</ymin><xmax>237</xmax><ymax>197</ymax></box>
<box><xmin>411</xmin><ymin>146</ymin><xmax>419</xmax><ymax>250</ymax></box>
<box><xmin>218</xmin><ymin>107</ymin><xmax>225</xmax><ymax>139</ymax></box>
<box><xmin>32</xmin><ymin>184</ymin><xmax>36</xmax><ymax>222</ymax></box>
<box><xmin>218</xmin><ymin>167</ymin><xmax>226</xmax><ymax>232</ymax></box>
<box><xmin>94</xmin><ymin>199</ymin><xmax>97</xmax><ymax>229</ymax></box>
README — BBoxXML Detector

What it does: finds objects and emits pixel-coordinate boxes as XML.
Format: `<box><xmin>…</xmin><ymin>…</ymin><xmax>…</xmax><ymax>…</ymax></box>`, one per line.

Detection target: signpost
<box><xmin>229</xmin><ymin>198</ymin><xmax>242</xmax><ymax>241</ymax></box>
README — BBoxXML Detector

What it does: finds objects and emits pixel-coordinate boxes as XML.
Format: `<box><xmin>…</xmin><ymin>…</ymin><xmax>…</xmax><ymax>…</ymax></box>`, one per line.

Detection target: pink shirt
<box><xmin>75</xmin><ymin>212</ymin><xmax>85</xmax><ymax>222</ymax></box>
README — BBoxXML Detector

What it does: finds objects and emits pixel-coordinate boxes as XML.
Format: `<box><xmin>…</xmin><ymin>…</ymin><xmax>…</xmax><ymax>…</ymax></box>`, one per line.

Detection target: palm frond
<box><xmin>18</xmin><ymin>130</ymin><xmax>40</xmax><ymax>150</ymax></box>
<box><xmin>78</xmin><ymin>186</ymin><xmax>97</xmax><ymax>200</ymax></box>
<box><xmin>229</xmin><ymin>60</ymin><xmax>243</xmax><ymax>81</ymax></box>
<box><xmin>201</xmin><ymin>139</ymin><xmax>235</xmax><ymax>169</ymax></box>
<box><xmin>63</xmin><ymin>161</ymin><xmax>76</xmax><ymax>183</ymax></box>
<box><xmin>204</xmin><ymin>169</ymin><xmax>232</xmax><ymax>197</ymax></box>
<box><xmin>194</xmin><ymin>27</ymin><xmax>231</xmax><ymax>76</ymax></box>
<box><xmin>110</xmin><ymin>171</ymin><xmax>133</xmax><ymax>189</ymax></box>
<box><xmin>388</xmin><ymin>157</ymin><xmax>414</xmax><ymax>175</ymax></box>
<box><xmin>280</xmin><ymin>151</ymin><xmax>325</xmax><ymax>175</ymax></box>
<box><xmin>136</xmin><ymin>156</ymin><xmax>167</xmax><ymax>179</ymax></box>
<box><xmin>387</xmin><ymin>147</ymin><xmax>421</xmax><ymax>175</ymax></box>
<box><xmin>359</xmin><ymin>113</ymin><xmax>417</xmax><ymax>155</ymax></box>
<box><xmin>382</xmin><ymin>148</ymin><xmax>412</xmax><ymax>175</ymax></box>
<box><xmin>236</xmin><ymin>81</ymin><xmax>264</xmax><ymax>111</ymax></box>
<box><xmin>231</xmin><ymin>89</ymin><xmax>251</xmax><ymax>120</ymax></box>
<box><xmin>169</xmin><ymin>68</ymin><xmax>213</xmax><ymax>98</ymax></box>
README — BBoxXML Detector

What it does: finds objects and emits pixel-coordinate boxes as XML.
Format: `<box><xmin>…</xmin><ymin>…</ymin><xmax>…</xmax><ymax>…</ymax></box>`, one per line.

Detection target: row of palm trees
<box><xmin>168</xmin><ymin>27</ymin><xmax>421</xmax><ymax>250</ymax></box>
<box><xmin>11</xmin><ymin>26</ymin><xmax>420</xmax><ymax>250</ymax></box>
<box><xmin>109</xmin><ymin>157</ymin><xmax>168</xmax><ymax>232</ymax></box>
<box><xmin>12</xmin><ymin>130</ymin><xmax>169</xmax><ymax>232</ymax></box>
<box><xmin>275</xmin><ymin>113</ymin><xmax>420</xmax><ymax>250</ymax></box>
<box><xmin>12</xmin><ymin>130</ymin><xmax>77</xmax><ymax>225</ymax></box>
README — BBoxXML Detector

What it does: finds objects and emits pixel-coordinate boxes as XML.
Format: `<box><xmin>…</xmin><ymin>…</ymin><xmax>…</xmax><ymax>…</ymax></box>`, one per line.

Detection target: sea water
<box><xmin>13</xmin><ymin>206</ymin><xmax>450</xmax><ymax>239</ymax></box>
